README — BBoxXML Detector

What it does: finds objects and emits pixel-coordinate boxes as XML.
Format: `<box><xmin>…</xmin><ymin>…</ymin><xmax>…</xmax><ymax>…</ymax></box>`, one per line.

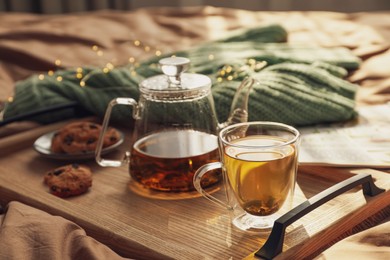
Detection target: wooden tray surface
<box><xmin>0</xmin><ymin>121</ymin><xmax>389</xmax><ymax>259</ymax></box>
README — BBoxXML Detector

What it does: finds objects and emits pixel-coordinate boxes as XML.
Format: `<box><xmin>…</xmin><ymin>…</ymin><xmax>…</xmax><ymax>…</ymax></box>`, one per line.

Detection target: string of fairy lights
<box><xmin>35</xmin><ymin>41</ymin><xmax>159</xmax><ymax>87</ymax></box>
<box><xmin>0</xmin><ymin>38</ymin><xmax>265</xmax><ymax>122</ymax></box>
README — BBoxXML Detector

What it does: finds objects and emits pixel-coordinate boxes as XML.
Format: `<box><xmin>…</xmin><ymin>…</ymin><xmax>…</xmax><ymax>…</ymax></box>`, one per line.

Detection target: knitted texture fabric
<box><xmin>2</xmin><ymin>24</ymin><xmax>360</xmax><ymax>126</ymax></box>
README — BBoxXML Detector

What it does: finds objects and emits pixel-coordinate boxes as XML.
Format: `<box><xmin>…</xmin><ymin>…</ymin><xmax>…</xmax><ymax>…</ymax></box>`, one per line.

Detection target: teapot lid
<box><xmin>139</xmin><ymin>57</ymin><xmax>211</xmax><ymax>98</ymax></box>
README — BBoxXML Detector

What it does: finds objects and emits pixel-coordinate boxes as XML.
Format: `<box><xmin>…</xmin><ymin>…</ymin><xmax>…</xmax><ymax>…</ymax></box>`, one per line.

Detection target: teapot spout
<box><xmin>219</xmin><ymin>77</ymin><xmax>256</xmax><ymax>129</ymax></box>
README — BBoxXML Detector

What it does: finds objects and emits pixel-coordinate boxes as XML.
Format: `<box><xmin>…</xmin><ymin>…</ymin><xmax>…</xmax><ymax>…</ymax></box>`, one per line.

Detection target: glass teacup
<box><xmin>193</xmin><ymin>121</ymin><xmax>300</xmax><ymax>231</ymax></box>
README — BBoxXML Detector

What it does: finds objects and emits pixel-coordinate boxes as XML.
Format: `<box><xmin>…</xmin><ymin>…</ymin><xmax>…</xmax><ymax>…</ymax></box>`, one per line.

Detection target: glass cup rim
<box><xmin>219</xmin><ymin>121</ymin><xmax>300</xmax><ymax>149</ymax></box>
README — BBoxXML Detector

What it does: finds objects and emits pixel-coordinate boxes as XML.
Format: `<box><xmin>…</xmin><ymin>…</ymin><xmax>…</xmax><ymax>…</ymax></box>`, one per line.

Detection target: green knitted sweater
<box><xmin>2</xmin><ymin>25</ymin><xmax>361</xmax><ymax>126</ymax></box>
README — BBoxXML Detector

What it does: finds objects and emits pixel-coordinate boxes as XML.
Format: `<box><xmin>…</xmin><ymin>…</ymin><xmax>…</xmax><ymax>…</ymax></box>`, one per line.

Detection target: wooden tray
<box><xmin>0</xmin><ymin>121</ymin><xmax>389</xmax><ymax>259</ymax></box>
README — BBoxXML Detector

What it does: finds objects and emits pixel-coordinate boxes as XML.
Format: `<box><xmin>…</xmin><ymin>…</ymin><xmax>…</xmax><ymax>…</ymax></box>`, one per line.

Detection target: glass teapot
<box><xmin>96</xmin><ymin>57</ymin><xmax>256</xmax><ymax>192</ymax></box>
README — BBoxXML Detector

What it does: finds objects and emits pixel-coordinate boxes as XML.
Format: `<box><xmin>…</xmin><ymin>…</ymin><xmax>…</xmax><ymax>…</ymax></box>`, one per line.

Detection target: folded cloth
<box><xmin>2</xmin><ymin>24</ymin><xmax>361</xmax><ymax>126</ymax></box>
<box><xmin>0</xmin><ymin>201</ymin><xmax>130</xmax><ymax>260</ymax></box>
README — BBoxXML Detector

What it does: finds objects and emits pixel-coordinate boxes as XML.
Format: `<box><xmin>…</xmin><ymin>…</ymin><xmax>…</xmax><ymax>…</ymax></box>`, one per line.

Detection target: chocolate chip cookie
<box><xmin>44</xmin><ymin>164</ymin><xmax>93</xmax><ymax>198</ymax></box>
<box><xmin>51</xmin><ymin>121</ymin><xmax>120</xmax><ymax>154</ymax></box>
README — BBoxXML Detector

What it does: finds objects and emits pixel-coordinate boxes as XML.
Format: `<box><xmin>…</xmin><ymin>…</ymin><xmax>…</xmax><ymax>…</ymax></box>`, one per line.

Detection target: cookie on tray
<box><xmin>44</xmin><ymin>164</ymin><xmax>93</xmax><ymax>198</ymax></box>
<box><xmin>50</xmin><ymin>121</ymin><xmax>120</xmax><ymax>154</ymax></box>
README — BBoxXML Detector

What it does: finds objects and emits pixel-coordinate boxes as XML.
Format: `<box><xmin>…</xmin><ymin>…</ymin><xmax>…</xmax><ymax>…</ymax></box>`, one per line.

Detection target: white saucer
<box><xmin>33</xmin><ymin>129</ymin><xmax>124</xmax><ymax>160</ymax></box>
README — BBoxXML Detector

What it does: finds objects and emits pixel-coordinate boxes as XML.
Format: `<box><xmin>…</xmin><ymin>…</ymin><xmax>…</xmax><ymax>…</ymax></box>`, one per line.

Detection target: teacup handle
<box><xmin>96</xmin><ymin>97</ymin><xmax>138</xmax><ymax>167</ymax></box>
<box><xmin>193</xmin><ymin>162</ymin><xmax>233</xmax><ymax>210</ymax></box>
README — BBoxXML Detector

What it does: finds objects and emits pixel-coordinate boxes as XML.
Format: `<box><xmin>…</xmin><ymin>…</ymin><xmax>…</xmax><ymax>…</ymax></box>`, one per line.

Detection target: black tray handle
<box><xmin>255</xmin><ymin>173</ymin><xmax>385</xmax><ymax>260</ymax></box>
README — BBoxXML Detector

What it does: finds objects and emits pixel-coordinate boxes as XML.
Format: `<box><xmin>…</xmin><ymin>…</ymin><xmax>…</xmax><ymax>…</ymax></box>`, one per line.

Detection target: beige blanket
<box><xmin>0</xmin><ymin>202</ymin><xmax>129</xmax><ymax>260</ymax></box>
<box><xmin>0</xmin><ymin>6</ymin><xmax>389</xmax><ymax>259</ymax></box>
<box><xmin>1</xmin><ymin>7</ymin><xmax>390</xmax><ymax>105</ymax></box>
<box><xmin>1</xmin><ymin>7</ymin><xmax>390</xmax><ymax>137</ymax></box>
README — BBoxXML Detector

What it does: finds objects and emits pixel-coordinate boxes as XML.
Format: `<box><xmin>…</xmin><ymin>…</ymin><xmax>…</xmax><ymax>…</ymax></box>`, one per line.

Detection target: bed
<box><xmin>0</xmin><ymin>6</ymin><xmax>389</xmax><ymax>259</ymax></box>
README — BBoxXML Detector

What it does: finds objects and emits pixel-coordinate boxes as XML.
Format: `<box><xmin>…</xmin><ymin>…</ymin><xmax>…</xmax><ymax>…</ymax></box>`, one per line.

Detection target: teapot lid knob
<box><xmin>159</xmin><ymin>57</ymin><xmax>190</xmax><ymax>86</ymax></box>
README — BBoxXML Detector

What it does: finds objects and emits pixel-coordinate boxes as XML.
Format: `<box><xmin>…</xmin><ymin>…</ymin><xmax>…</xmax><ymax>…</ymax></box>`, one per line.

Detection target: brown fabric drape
<box><xmin>1</xmin><ymin>7</ymin><xmax>390</xmax><ymax>104</ymax></box>
<box><xmin>0</xmin><ymin>201</ymin><xmax>130</xmax><ymax>260</ymax></box>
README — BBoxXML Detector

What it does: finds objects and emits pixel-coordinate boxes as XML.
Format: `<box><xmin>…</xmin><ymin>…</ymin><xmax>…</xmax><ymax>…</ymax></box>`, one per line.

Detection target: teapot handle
<box><xmin>96</xmin><ymin>97</ymin><xmax>138</xmax><ymax>167</ymax></box>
